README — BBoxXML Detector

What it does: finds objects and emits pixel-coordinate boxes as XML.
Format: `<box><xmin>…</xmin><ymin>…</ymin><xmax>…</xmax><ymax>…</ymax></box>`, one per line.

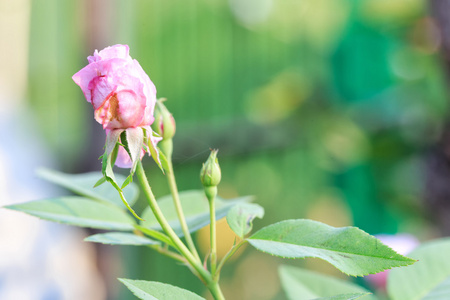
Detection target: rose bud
<box><xmin>200</xmin><ymin>149</ymin><xmax>221</xmax><ymax>201</ymax></box>
<box><xmin>153</xmin><ymin>99</ymin><xmax>176</xmax><ymax>141</ymax></box>
<box><xmin>200</xmin><ymin>149</ymin><xmax>221</xmax><ymax>188</ymax></box>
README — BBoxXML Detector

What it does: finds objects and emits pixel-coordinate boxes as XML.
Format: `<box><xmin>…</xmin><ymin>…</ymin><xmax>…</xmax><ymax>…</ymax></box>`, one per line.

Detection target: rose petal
<box><xmin>73</xmin><ymin>58</ymin><xmax>128</xmax><ymax>105</ymax></box>
<box><xmin>88</xmin><ymin>44</ymin><xmax>130</xmax><ymax>63</ymax></box>
<box><xmin>115</xmin><ymin>146</ymin><xmax>145</xmax><ymax>169</ymax></box>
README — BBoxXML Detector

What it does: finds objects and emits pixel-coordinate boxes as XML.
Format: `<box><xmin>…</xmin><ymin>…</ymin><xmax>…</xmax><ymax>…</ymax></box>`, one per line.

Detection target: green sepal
<box><xmin>119</xmin><ymin>130</ymin><xmax>136</xmax><ymax>189</ymax></box>
<box><xmin>143</xmin><ymin>127</ymin><xmax>164</xmax><ymax>173</ymax></box>
<box><xmin>121</xmin><ymin>175</ymin><xmax>133</xmax><ymax>190</ymax></box>
<box><xmin>123</xmin><ymin>127</ymin><xmax>144</xmax><ymax>175</ymax></box>
<box><xmin>116</xmin><ymin>128</ymin><xmax>144</xmax><ymax>189</ymax></box>
<box><xmin>102</xmin><ymin>129</ymin><xmax>122</xmax><ymax>179</ymax></box>
<box><xmin>93</xmin><ymin>176</ymin><xmax>107</xmax><ymax>188</ymax></box>
<box><xmin>102</xmin><ymin>129</ymin><xmax>143</xmax><ymax>221</ymax></box>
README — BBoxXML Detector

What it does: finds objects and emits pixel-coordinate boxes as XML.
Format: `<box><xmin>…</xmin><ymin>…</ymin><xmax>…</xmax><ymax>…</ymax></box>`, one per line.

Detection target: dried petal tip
<box><xmin>200</xmin><ymin>149</ymin><xmax>221</xmax><ymax>188</ymax></box>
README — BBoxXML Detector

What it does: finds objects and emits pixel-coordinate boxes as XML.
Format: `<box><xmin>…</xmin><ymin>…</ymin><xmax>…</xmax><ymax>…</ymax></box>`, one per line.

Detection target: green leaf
<box><xmin>141</xmin><ymin>190</ymin><xmax>253</xmax><ymax>237</ymax></box>
<box><xmin>387</xmin><ymin>238</ymin><xmax>450</xmax><ymax>300</ymax></box>
<box><xmin>314</xmin><ymin>293</ymin><xmax>371</xmax><ymax>300</ymax></box>
<box><xmin>248</xmin><ymin>220</ymin><xmax>416</xmax><ymax>276</ymax></box>
<box><xmin>36</xmin><ymin>168</ymin><xmax>139</xmax><ymax>207</ymax></box>
<box><xmin>4</xmin><ymin>196</ymin><xmax>135</xmax><ymax>231</ymax></box>
<box><xmin>226</xmin><ymin>202</ymin><xmax>264</xmax><ymax>238</ymax></box>
<box><xmin>279</xmin><ymin>265</ymin><xmax>373</xmax><ymax>300</ymax></box>
<box><xmin>118</xmin><ymin>279</ymin><xmax>206</xmax><ymax>300</ymax></box>
<box><xmin>85</xmin><ymin>232</ymin><xmax>159</xmax><ymax>246</ymax></box>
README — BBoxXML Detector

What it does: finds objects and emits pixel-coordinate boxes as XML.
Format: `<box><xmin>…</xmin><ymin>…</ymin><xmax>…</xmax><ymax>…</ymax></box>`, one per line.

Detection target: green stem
<box><xmin>215</xmin><ymin>240</ymin><xmax>247</xmax><ymax>280</ymax></box>
<box><xmin>207</xmin><ymin>281</ymin><xmax>225</xmax><ymax>300</ymax></box>
<box><xmin>205</xmin><ymin>186</ymin><xmax>218</xmax><ymax>276</ymax></box>
<box><xmin>137</xmin><ymin>160</ymin><xmax>225</xmax><ymax>299</ymax></box>
<box><xmin>148</xmin><ymin>244</ymin><xmax>186</xmax><ymax>263</ymax></box>
<box><xmin>167</xmin><ymin>163</ymin><xmax>201</xmax><ymax>262</ymax></box>
<box><xmin>160</xmin><ymin>139</ymin><xmax>200</xmax><ymax>262</ymax></box>
<box><xmin>136</xmin><ymin>161</ymin><xmax>209</xmax><ymax>282</ymax></box>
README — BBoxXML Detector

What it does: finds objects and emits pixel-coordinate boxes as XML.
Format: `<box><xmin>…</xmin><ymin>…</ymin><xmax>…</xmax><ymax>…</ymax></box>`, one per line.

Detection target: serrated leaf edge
<box><xmin>248</xmin><ymin>219</ymin><xmax>416</xmax><ymax>277</ymax></box>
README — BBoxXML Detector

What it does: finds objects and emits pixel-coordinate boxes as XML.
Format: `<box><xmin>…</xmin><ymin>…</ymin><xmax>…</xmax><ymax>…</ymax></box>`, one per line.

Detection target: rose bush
<box><xmin>72</xmin><ymin>44</ymin><xmax>157</xmax><ymax>130</ymax></box>
<box><xmin>6</xmin><ymin>43</ymin><xmax>421</xmax><ymax>300</ymax></box>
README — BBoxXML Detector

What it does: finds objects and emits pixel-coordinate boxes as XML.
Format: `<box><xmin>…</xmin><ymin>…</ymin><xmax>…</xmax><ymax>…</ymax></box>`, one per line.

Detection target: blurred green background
<box><xmin>4</xmin><ymin>0</ymin><xmax>450</xmax><ymax>299</ymax></box>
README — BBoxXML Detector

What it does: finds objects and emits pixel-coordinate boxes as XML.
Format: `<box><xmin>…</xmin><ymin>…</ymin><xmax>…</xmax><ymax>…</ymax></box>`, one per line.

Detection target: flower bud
<box><xmin>153</xmin><ymin>99</ymin><xmax>176</xmax><ymax>140</ymax></box>
<box><xmin>200</xmin><ymin>149</ymin><xmax>221</xmax><ymax>188</ymax></box>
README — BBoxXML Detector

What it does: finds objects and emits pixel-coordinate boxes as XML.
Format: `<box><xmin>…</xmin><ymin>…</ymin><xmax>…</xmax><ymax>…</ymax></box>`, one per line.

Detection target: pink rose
<box><xmin>72</xmin><ymin>44</ymin><xmax>157</xmax><ymax>130</ymax></box>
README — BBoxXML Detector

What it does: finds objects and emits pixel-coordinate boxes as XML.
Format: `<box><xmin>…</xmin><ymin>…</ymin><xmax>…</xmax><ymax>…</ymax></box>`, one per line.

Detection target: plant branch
<box><xmin>215</xmin><ymin>239</ymin><xmax>247</xmax><ymax>279</ymax></box>
<box><xmin>166</xmin><ymin>158</ymin><xmax>201</xmax><ymax>262</ymax></box>
<box><xmin>148</xmin><ymin>244</ymin><xmax>186</xmax><ymax>263</ymax></box>
<box><xmin>206</xmin><ymin>188</ymin><xmax>218</xmax><ymax>276</ymax></box>
<box><xmin>136</xmin><ymin>161</ymin><xmax>211</xmax><ymax>284</ymax></box>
